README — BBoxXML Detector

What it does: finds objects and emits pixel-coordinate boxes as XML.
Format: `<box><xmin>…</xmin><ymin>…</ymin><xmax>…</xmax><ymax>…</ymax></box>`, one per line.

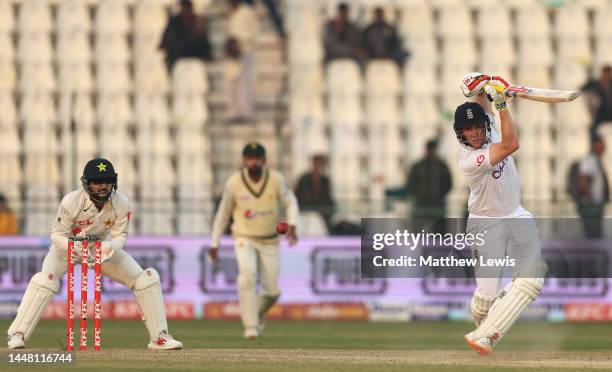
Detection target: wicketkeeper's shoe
<box><xmin>464</xmin><ymin>331</ymin><xmax>493</xmax><ymax>355</ymax></box>
<box><xmin>148</xmin><ymin>331</ymin><xmax>183</xmax><ymax>350</ymax></box>
<box><xmin>7</xmin><ymin>333</ymin><xmax>25</xmax><ymax>349</ymax></box>
<box><xmin>243</xmin><ymin>327</ymin><xmax>259</xmax><ymax>339</ymax></box>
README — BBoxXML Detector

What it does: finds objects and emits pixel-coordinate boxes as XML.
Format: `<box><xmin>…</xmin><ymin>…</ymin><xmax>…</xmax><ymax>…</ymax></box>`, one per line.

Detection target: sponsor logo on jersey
<box><xmin>492</xmin><ymin>158</ymin><xmax>508</xmax><ymax>179</ymax></box>
<box><xmin>74</xmin><ymin>219</ymin><xmax>93</xmax><ymax>226</ymax></box>
<box><xmin>476</xmin><ymin>154</ymin><xmax>485</xmax><ymax>166</ymax></box>
<box><xmin>243</xmin><ymin>209</ymin><xmax>275</xmax><ymax>219</ymax></box>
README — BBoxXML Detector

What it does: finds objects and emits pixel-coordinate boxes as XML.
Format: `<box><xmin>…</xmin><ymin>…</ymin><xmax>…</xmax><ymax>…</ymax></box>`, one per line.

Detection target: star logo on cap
<box><xmin>97</xmin><ymin>162</ymin><xmax>107</xmax><ymax>172</ymax></box>
<box><xmin>467</xmin><ymin>108</ymin><xmax>474</xmax><ymax>119</ymax></box>
<box><xmin>250</xmin><ymin>143</ymin><xmax>258</xmax><ymax>149</ymax></box>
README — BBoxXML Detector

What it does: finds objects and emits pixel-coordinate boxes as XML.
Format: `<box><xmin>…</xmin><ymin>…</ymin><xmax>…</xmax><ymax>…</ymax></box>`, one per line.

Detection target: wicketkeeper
<box><xmin>456</xmin><ymin>73</ymin><xmax>547</xmax><ymax>355</ymax></box>
<box><xmin>7</xmin><ymin>158</ymin><xmax>183</xmax><ymax>350</ymax></box>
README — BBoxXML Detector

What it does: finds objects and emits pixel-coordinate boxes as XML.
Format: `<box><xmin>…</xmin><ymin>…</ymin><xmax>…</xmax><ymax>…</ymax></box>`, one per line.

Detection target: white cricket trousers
<box><xmin>234</xmin><ymin>238</ymin><xmax>280</xmax><ymax>330</ymax></box>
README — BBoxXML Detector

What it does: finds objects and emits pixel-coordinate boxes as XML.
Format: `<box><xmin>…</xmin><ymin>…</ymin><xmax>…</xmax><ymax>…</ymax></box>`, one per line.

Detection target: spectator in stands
<box><xmin>582</xmin><ymin>65</ymin><xmax>612</xmax><ymax>133</ymax></box>
<box><xmin>577</xmin><ymin>135</ymin><xmax>609</xmax><ymax>238</ymax></box>
<box><xmin>323</xmin><ymin>3</ymin><xmax>363</xmax><ymax>63</ymax></box>
<box><xmin>386</xmin><ymin>140</ymin><xmax>452</xmax><ymax>233</ymax></box>
<box><xmin>0</xmin><ymin>194</ymin><xmax>18</xmax><ymax>235</ymax></box>
<box><xmin>224</xmin><ymin>37</ymin><xmax>253</xmax><ymax>122</ymax></box>
<box><xmin>226</xmin><ymin>0</ymin><xmax>260</xmax><ymax>122</ymax></box>
<box><xmin>159</xmin><ymin>0</ymin><xmax>212</xmax><ymax>73</ymax></box>
<box><xmin>294</xmin><ymin>155</ymin><xmax>335</xmax><ymax>232</ymax></box>
<box><xmin>242</xmin><ymin>0</ymin><xmax>286</xmax><ymax>40</ymax></box>
<box><xmin>362</xmin><ymin>7</ymin><xmax>408</xmax><ymax>67</ymax></box>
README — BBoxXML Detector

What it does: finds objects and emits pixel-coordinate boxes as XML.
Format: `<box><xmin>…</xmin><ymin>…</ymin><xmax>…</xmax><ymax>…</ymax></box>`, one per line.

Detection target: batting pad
<box><xmin>470</xmin><ymin>291</ymin><xmax>494</xmax><ymax>327</ymax></box>
<box><xmin>133</xmin><ymin>268</ymin><xmax>168</xmax><ymax>341</ymax></box>
<box><xmin>8</xmin><ymin>272</ymin><xmax>60</xmax><ymax>341</ymax></box>
<box><xmin>474</xmin><ymin>276</ymin><xmax>544</xmax><ymax>343</ymax></box>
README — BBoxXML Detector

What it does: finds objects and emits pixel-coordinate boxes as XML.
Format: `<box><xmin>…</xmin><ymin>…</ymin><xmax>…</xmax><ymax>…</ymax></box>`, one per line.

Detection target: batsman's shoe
<box><xmin>7</xmin><ymin>333</ymin><xmax>25</xmax><ymax>349</ymax></box>
<box><xmin>464</xmin><ymin>331</ymin><xmax>493</xmax><ymax>356</ymax></box>
<box><xmin>243</xmin><ymin>327</ymin><xmax>259</xmax><ymax>339</ymax></box>
<box><xmin>148</xmin><ymin>332</ymin><xmax>183</xmax><ymax>350</ymax></box>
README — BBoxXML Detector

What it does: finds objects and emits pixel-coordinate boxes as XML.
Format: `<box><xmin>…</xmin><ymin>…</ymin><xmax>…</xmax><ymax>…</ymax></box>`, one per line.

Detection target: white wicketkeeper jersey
<box><xmin>458</xmin><ymin>115</ymin><xmax>524</xmax><ymax>218</ymax></box>
<box><xmin>50</xmin><ymin>189</ymin><xmax>131</xmax><ymax>253</ymax></box>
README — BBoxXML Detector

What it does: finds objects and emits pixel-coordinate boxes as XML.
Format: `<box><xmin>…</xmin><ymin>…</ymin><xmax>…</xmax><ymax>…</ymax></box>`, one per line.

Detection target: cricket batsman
<box><xmin>209</xmin><ymin>143</ymin><xmax>299</xmax><ymax>339</ymax></box>
<box><xmin>7</xmin><ymin>158</ymin><xmax>183</xmax><ymax>350</ymax></box>
<box><xmin>456</xmin><ymin>73</ymin><xmax>547</xmax><ymax>354</ymax></box>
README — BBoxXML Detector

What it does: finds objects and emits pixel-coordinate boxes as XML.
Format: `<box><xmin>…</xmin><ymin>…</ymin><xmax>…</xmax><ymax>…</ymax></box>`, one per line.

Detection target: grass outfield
<box><xmin>2</xmin><ymin>320</ymin><xmax>612</xmax><ymax>371</ymax></box>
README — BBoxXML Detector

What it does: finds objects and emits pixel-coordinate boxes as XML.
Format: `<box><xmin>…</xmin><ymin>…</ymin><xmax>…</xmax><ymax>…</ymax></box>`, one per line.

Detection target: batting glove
<box><xmin>460</xmin><ymin>72</ymin><xmax>491</xmax><ymax>97</ymax></box>
<box><xmin>485</xmin><ymin>80</ymin><xmax>510</xmax><ymax>110</ymax></box>
<box><xmin>491</xmin><ymin>75</ymin><xmax>510</xmax><ymax>88</ymax></box>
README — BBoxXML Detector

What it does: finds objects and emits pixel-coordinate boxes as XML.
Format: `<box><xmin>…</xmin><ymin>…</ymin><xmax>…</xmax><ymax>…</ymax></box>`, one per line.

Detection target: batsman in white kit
<box><xmin>7</xmin><ymin>158</ymin><xmax>183</xmax><ymax>350</ymax></box>
<box><xmin>209</xmin><ymin>143</ymin><xmax>299</xmax><ymax>339</ymax></box>
<box><xmin>456</xmin><ymin>73</ymin><xmax>547</xmax><ymax>355</ymax></box>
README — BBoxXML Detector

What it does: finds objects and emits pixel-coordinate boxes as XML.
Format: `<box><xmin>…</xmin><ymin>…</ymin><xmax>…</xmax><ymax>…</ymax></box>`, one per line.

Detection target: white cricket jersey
<box><xmin>51</xmin><ymin>189</ymin><xmax>131</xmax><ymax>253</ymax></box>
<box><xmin>458</xmin><ymin>114</ymin><xmax>524</xmax><ymax>218</ymax></box>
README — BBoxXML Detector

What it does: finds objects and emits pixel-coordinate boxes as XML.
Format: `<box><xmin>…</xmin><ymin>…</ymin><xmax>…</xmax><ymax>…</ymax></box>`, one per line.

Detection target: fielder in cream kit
<box><xmin>210</xmin><ymin>143</ymin><xmax>299</xmax><ymax>339</ymax></box>
<box><xmin>455</xmin><ymin>73</ymin><xmax>547</xmax><ymax>355</ymax></box>
<box><xmin>7</xmin><ymin>158</ymin><xmax>183</xmax><ymax>350</ymax></box>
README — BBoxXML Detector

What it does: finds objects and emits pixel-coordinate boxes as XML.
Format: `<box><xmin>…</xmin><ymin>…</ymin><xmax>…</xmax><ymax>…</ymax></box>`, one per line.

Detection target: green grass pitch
<box><xmin>3</xmin><ymin>320</ymin><xmax>612</xmax><ymax>371</ymax></box>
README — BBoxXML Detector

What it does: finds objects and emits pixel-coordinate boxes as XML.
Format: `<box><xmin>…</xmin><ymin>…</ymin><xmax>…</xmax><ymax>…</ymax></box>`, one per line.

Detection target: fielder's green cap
<box><xmin>242</xmin><ymin>142</ymin><xmax>266</xmax><ymax>157</ymax></box>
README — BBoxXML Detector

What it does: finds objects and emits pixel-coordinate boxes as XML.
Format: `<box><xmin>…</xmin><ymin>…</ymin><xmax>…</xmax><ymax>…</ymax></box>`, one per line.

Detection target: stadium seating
<box><xmin>554</xmin><ymin>5</ymin><xmax>589</xmax><ymax>38</ymax></box>
<box><xmin>95</xmin><ymin>34</ymin><xmax>131</xmax><ymax>64</ymax></box>
<box><xmin>0</xmin><ymin>61</ymin><xmax>16</xmax><ymax>93</ymax></box>
<box><xmin>20</xmin><ymin>92</ymin><xmax>56</xmax><ymax>129</ymax></box>
<box><xmin>134</xmin><ymin>0</ymin><xmax>167</xmax><ymax>35</ymax></box>
<box><xmin>437</xmin><ymin>7</ymin><xmax>473</xmax><ymax>39</ymax></box>
<box><xmin>57</xmin><ymin>32</ymin><xmax>92</xmax><ymax>65</ymax></box>
<box><xmin>17</xmin><ymin>0</ymin><xmax>53</xmax><ymax>33</ymax></box>
<box><xmin>403</xmin><ymin>62</ymin><xmax>437</xmax><ymax>97</ymax></box>
<box><xmin>476</xmin><ymin>6</ymin><xmax>511</xmax><ymax>38</ymax></box>
<box><xmin>398</xmin><ymin>4</ymin><xmax>433</xmax><ymax>39</ymax></box>
<box><xmin>515</xmin><ymin>6</ymin><xmax>550</xmax><ymax>38</ymax></box>
<box><xmin>17</xmin><ymin>33</ymin><xmax>53</xmax><ymax>63</ymax></box>
<box><xmin>97</xmin><ymin>93</ymin><xmax>133</xmax><ymax>130</ymax></box>
<box><xmin>0</xmin><ymin>33</ymin><xmax>14</xmax><ymax>61</ymax></box>
<box><xmin>57</xmin><ymin>0</ymin><xmax>90</xmax><ymax>34</ymax></box>
<box><xmin>0</xmin><ymin>1</ymin><xmax>14</xmax><ymax>33</ymax></box>
<box><xmin>94</xmin><ymin>0</ymin><xmax>130</xmax><ymax>35</ymax></box>
<box><xmin>173</xmin><ymin>93</ymin><xmax>208</xmax><ymax>129</ymax></box>
<box><xmin>136</xmin><ymin>59</ymin><xmax>170</xmax><ymax>94</ymax></box>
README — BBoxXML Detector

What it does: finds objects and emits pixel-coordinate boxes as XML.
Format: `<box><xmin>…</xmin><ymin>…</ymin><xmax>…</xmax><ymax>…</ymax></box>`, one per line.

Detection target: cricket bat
<box><xmin>503</xmin><ymin>86</ymin><xmax>581</xmax><ymax>103</ymax></box>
